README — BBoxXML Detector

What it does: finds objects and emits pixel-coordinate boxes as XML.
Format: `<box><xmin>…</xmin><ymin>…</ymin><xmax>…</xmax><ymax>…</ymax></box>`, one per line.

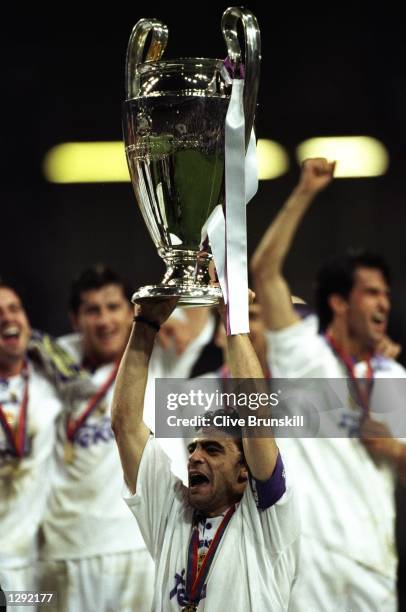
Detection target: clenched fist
<box><xmin>298</xmin><ymin>158</ymin><xmax>335</xmax><ymax>195</ymax></box>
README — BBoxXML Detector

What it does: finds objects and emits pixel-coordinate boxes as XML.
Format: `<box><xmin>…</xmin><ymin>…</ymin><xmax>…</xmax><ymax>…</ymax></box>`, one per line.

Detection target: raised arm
<box><xmin>220</xmin><ymin>287</ymin><xmax>279</xmax><ymax>480</ymax></box>
<box><xmin>111</xmin><ymin>299</ymin><xmax>178</xmax><ymax>493</ymax></box>
<box><xmin>250</xmin><ymin>158</ymin><xmax>335</xmax><ymax>331</ymax></box>
<box><xmin>226</xmin><ymin>330</ymin><xmax>279</xmax><ymax>481</ymax></box>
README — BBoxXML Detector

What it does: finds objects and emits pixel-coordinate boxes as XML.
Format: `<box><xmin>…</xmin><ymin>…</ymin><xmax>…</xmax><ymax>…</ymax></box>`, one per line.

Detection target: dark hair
<box><xmin>69</xmin><ymin>264</ymin><xmax>133</xmax><ymax>314</ymax></box>
<box><xmin>315</xmin><ymin>250</ymin><xmax>391</xmax><ymax>331</ymax></box>
<box><xmin>0</xmin><ymin>279</ymin><xmax>26</xmax><ymax>306</ymax></box>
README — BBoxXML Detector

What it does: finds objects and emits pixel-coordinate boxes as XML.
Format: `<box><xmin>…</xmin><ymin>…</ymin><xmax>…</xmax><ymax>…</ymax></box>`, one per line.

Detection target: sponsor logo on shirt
<box><xmin>169</xmin><ymin>569</ymin><xmax>207</xmax><ymax>607</ymax></box>
<box><xmin>338</xmin><ymin>410</ymin><xmax>361</xmax><ymax>437</ymax></box>
<box><xmin>72</xmin><ymin>415</ymin><xmax>115</xmax><ymax>448</ymax></box>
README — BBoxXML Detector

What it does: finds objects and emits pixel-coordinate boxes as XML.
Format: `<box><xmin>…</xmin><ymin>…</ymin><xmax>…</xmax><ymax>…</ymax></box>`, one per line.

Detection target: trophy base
<box><xmin>132</xmin><ymin>284</ymin><xmax>222</xmax><ymax>308</ymax></box>
<box><xmin>132</xmin><ymin>250</ymin><xmax>222</xmax><ymax>308</ymax></box>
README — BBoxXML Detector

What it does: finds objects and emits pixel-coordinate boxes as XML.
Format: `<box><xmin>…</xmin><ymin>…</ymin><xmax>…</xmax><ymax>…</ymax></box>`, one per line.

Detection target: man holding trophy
<box><xmin>112</xmin><ymin>7</ymin><xmax>299</xmax><ymax>611</ymax></box>
<box><xmin>112</xmin><ymin>297</ymin><xmax>299</xmax><ymax>611</ymax></box>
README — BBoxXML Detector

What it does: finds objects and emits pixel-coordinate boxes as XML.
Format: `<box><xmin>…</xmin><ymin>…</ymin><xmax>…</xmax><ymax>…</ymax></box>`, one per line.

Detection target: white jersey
<box><xmin>41</xmin><ymin>317</ymin><xmax>214</xmax><ymax>560</ymax></box>
<box><xmin>0</xmin><ymin>362</ymin><xmax>61</xmax><ymax>568</ymax></box>
<box><xmin>267</xmin><ymin>315</ymin><xmax>406</xmax><ymax>579</ymax></box>
<box><xmin>125</xmin><ymin>437</ymin><xmax>300</xmax><ymax>611</ymax></box>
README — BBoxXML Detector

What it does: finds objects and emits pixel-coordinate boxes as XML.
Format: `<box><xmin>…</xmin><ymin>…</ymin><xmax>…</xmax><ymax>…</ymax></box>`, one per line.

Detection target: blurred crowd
<box><xmin>0</xmin><ymin>159</ymin><xmax>404</xmax><ymax>612</ymax></box>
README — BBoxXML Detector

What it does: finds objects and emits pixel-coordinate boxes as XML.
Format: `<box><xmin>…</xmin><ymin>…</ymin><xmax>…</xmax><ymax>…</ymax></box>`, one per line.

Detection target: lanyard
<box><xmin>185</xmin><ymin>505</ymin><xmax>236</xmax><ymax>608</ymax></box>
<box><xmin>66</xmin><ymin>361</ymin><xmax>119</xmax><ymax>443</ymax></box>
<box><xmin>325</xmin><ymin>333</ymin><xmax>374</xmax><ymax>416</ymax></box>
<box><xmin>0</xmin><ymin>362</ymin><xmax>29</xmax><ymax>457</ymax></box>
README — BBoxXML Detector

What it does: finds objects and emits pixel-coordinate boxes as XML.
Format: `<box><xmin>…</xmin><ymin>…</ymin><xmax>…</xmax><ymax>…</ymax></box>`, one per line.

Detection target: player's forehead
<box><xmin>0</xmin><ymin>287</ymin><xmax>24</xmax><ymax>310</ymax></box>
<box><xmin>79</xmin><ymin>283</ymin><xmax>128</xmax><ymax>307</ymax></box>
<box><xmin>189</xmin><ymin>432</ymin><xmax>237</xmax><ymax>451</ymax></box>
<box><xmin>353</xmin><ymin>267</ymin><xmax>389</xmax><ymax>290</ymax></box>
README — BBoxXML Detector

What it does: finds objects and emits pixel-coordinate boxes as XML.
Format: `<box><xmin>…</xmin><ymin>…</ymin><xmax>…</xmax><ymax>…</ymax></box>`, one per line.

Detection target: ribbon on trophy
<box><xmin>201</xmin><ymin>65</ymin><xmax>258</xmax><ymax>335</ymax></box>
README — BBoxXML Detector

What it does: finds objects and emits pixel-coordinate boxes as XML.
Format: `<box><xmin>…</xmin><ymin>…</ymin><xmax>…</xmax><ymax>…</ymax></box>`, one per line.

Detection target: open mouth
<box><xmin>371</xmin><ymin>313</ymin><xmax>386</xmax><ymax>330</ymax></box>
<box><xmin>189</xmin><ymin>472</ymin><xmax>210</xmax><ymax>490</ymax></box>
<box><xmin>1</xmin><ymin>327</ymin><xmax>21</xmax><ymax>344</ymax></box>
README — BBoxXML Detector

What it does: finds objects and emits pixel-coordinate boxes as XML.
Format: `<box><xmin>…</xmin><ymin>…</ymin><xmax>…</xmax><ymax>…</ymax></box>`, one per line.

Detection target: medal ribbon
<box><xmin>185</xmin><ymin>504</ymin><xmax>236</xmax><ymax>607</ymax></box>
<box><xmin>66</xmin><ymin>362</ymin><xmax>119</xmax><ymax>442</ymax></box>
<box><xmin>0</xmin><ymin>362</ymin><xmax>29</xmax><ymax>457</ymax></box>
<box><xmin>325</xmin><ymin>333</ymin><xmax>373</xmax><ymax>416</ymax></box>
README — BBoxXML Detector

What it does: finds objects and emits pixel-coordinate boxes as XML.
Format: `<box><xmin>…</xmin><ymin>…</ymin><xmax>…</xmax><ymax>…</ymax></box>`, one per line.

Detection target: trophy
<box><xmin>123</xmin><ymin>7</ymin><xmax>261</xmax><ymax>306</ymax></box>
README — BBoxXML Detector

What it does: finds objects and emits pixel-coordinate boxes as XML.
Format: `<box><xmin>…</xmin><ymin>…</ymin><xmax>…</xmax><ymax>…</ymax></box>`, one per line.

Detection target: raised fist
<box><xmin>298</xmin><ymin>158</ymin><xmax>335</xmax><ymax>195</ymax></box>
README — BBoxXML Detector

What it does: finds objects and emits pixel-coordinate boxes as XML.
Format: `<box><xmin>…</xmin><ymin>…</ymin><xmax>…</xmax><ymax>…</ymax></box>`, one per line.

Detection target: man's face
<box><xmin>71</xmin><ymin>284</ymin><xmax>133</xmax><ymax>366</ymax></box>
<box><xmin>345</xmin><ymin>267</ymin><xmax>390</xmax><ymax>350</ymax></box>
<box><xmin>187</xmin><ymin>433</ymin><xmax>248</xmax><ymax>516</ymax></box>
<box><xmin>0</xmin><ymin>287</ymin><xmax>31</xmax><ymax>370</ymax></box>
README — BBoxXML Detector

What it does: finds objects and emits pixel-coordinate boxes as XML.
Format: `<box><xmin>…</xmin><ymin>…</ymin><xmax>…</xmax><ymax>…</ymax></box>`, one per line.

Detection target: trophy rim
<box><xmin>132</xmin><ymin>284</ymin><xmax>222</xmax><ymax>308</ymax></box>
<box><xmin>135</xmin><ymin>57</ymin><xmax>224</xmax><ymax>72</ymax></box>
<box><xmin>125</xmin><ymin>57</ymin><xmax>231</xmax><ymax>100</ymax></box>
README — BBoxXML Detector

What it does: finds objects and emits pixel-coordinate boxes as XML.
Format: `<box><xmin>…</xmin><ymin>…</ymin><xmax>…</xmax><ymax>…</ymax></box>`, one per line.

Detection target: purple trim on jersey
<box><xmin>250</xmin><ymin>452</ymin><xmax>286</xmax><ymax>510</ymax></box>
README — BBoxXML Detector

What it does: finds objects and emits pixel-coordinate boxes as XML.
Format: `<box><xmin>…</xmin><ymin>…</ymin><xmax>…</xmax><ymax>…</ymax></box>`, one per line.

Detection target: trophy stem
<box><xmin>132</xmin><ymin>250</ymin><xmax>222</xmax><ymax>307</ymax></box>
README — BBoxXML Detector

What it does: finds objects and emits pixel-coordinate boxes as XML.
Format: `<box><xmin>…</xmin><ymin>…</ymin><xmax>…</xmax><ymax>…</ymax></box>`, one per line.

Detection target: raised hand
<box><xmin>135</xmin><ymin>297</ymin><xmax>179</xmax><ymax>328</ymax></box>
<box><xmin>297</xmin><ymin>158</ymin><xmax>336</xmax><ymax>195</ymax></box>
<box><xmin>376</xmin><ymin>335</ymin><xmax>402</xmax><ymax>360</ymax></box>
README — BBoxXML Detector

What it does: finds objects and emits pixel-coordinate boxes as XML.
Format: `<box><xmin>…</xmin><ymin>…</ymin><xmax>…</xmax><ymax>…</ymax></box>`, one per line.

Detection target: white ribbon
<box><xmin>224</xmin><ymin>79</ymin><xmax>247</xmax><ymax>334</ymax></box>
<box><xmin>201</xmin><ymin>204</ymin><xmax>228</xmax><ymax>303</ymax></box>
<box><xmin>245</xmin><ymin>128</ymin><xmax>259</xmax><ymax>204</ymax></box>
<box><xmin>201</xmin><ymin>78</ymin><xmax>258</xmax><ymax>335</ymax></box>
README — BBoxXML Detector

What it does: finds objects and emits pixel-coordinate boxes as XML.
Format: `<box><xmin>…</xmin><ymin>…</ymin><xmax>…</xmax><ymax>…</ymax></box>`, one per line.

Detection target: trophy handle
<box><xmin>221</xmin><ymin>7</ymin><xmax>261</xmax><ymax>144</ymax></box>
<box><xmin>125</xmin><ymin>18</ymin><xmax>169</xmax><ymax>99</ymax></box>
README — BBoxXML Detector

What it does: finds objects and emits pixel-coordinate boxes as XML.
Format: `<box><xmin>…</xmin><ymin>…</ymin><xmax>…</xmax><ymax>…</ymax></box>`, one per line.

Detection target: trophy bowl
<box><xmin>123</xmin><ymin>9</ymin><xmax>260</xmax><ymax>307</ymax></box>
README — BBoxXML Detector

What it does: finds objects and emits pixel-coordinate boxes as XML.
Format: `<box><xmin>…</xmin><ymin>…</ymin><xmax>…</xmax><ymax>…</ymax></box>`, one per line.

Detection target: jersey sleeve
<box><xmin>123</xmin><ymin>436</ymin><xmax>186</xmax><ymax>559</ymax></box>
<box><xmin>267</xmin><ymin>315</ymin><xmax>328</xmax><ymax>378</ymax></box>
<box><xmin>241</xmin><ymin>448</ymin><xmax>300</xmax><ymax>554</ymax></box>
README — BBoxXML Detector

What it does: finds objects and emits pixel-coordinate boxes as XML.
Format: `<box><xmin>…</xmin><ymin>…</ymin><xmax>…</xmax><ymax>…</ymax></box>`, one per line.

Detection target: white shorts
<box><xmin>289</xmin><ymin>537</ymin><xmax>397</xmax><ymax>612</ymax></box>
<box><xmin>0</xmin><ymin>565</ymin><xmax>37</xmax><ymax>612</ymax></box>
<box><xmin>39</xmin><ymin>549</ymin><xmax>154</xmax><ymax>612</ymax></box>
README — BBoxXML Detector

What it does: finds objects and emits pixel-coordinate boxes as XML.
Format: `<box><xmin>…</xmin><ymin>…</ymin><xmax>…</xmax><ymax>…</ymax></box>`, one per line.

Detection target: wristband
<box><xmin>133</xmin><ymin>315</ymin><xmax>161</xmax><ymax>333</ymax></box>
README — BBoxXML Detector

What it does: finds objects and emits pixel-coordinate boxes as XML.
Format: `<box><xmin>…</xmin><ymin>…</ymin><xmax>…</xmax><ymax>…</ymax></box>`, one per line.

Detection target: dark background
<box><xmin>3</xmin><ymin>3</ymin><xmax>406</xmax><ymax>602</ymax></box>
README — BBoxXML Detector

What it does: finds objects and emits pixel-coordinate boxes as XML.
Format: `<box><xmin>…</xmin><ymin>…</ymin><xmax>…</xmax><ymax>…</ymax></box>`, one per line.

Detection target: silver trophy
<box><xmin>123</xmin><ymin>7</ymin><xmax>261</xmax><ymax>306</ymax></box>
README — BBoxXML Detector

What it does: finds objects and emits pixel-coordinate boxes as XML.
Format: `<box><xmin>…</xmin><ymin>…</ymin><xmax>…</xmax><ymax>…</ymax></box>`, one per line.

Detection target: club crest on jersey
<box><xmin>169</xmin><ymin>570</ymin><xmax>207</xmax><ymax>607</ymax></box>
<box><xmin>338</xmin><ymin>410</ymin><xmax>361</xmax><ymax>437</ymax></box>
<box><xmin>72</xmin><ymin>416</ymin><xmax>115</xmax><ymax>448</ymax></box>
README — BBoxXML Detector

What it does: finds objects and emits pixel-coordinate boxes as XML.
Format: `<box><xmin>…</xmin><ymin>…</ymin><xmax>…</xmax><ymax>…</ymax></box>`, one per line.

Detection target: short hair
<box><xmin>69</xmin><ymin>264</ymin><xmax>133</xmax><ymax>314</ymax></box>
<box><xmin>315</xmin><ymin>250</ymin><xmax>391</xmax><ymax>331</ymax></box>
<box><xmin>0</xmin><ymin>279</ymin><xmax>26</xmax><ymax>307</ymax></box>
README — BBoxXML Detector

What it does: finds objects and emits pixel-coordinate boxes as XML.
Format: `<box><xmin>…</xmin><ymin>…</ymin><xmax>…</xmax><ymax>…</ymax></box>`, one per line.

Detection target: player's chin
<box><xmin>95</xmin><ymin>342</ymin><xmax>122</xmax><ymax>362</ymax></box>
<box><xmin>371</xmin><ymin>329</ymin><xmax>386</xmax><ymax>347</ymax></box>
<box><xmin>187</xmin><ymin>488</ymin><xmax>212</xmax><ymax>509</ymax></box>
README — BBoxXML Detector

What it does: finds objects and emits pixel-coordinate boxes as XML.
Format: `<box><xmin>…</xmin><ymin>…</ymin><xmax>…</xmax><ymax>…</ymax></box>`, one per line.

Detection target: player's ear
<box><xmin>69</xmin><ymin>311</ymin><xmax>80</xmax><ymax>332</ymax></box>
<box><xmin>237</xmin><ymin>463</ymin><xmax>248</xmax><ymax>483</ymax></box>
<box><xmin>328</xmin><ymin>294</ymin><xmax>348</xmax><ymax>318</ymax></box>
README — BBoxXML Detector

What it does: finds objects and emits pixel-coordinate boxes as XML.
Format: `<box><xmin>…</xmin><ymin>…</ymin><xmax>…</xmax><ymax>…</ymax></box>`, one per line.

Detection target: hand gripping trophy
<box><xmin>123</xmin><ymin>7</ymin><xmax>261</xmax><ymax>312</ymax></box>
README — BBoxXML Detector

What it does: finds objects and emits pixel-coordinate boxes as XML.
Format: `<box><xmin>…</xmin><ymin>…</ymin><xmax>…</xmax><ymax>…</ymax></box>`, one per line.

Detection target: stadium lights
<box><xmin>43</xmin><ymin>136</ymin><xmax>389</xmax><ymax>184</ymax></box>
<box><xmin>43</xmin><ymin>139</ymin><xmax>291</xmax><ymax>184</ymax></box>
<box><xmin>42</xmin><ymin>142</ymin><xmax>129</xmax><ymax>183</ymax></box>
<box><xmin>256</xmin><ymin>139</ymin><xmax>290</xmax><ymax>180</ymax></box>
<box><xmin>296</xmin><ymin>136</ymin><xmax>389</xmax><ymax>178</ymax></box>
